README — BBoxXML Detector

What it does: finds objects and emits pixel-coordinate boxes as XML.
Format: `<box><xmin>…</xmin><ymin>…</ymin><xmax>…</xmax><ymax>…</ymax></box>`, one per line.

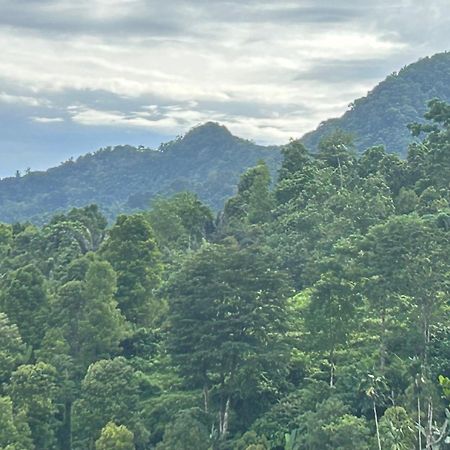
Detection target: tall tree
<box><xmin>167</xmin><ymin>240</ymin><xmax>290</xmax><ymax>438</ymax></box>
<box><xmin>100</xmin><ymin>214</ymin><xmax>163</xmax><ymax>326</ymax></box>
<box><xmin>72</xmin><ymin>357</ymin><xmax>151</xmax><ymax>450</ymax></box>
<box><xmin>46</xmin><ymin>257</ymin><xmax>128</xmax><ymax>450</ymax></box>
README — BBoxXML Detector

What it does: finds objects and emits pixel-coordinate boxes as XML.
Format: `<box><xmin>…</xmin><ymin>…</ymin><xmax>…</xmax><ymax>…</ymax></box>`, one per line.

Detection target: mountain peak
<box><xmin>159</xmin><ymin>121</ymin><xmax>237</xmax><ymax>155</ymax></box>
<box><xmin>183</xmin><ymin>122</ymin><xmax>234</xmax><ymax>141</ymax></box>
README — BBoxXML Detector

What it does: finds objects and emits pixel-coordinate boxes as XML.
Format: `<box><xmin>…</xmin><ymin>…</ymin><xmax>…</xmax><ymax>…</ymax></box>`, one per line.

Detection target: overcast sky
<box><xmin>0</xmin><ymin>0</ymin><xmax>449</xmax><ymax>177</ymax></box>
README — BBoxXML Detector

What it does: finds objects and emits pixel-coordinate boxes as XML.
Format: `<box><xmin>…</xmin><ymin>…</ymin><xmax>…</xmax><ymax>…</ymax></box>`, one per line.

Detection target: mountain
<box><xmin>0</xmin><ymin>122</ymin><xmax>281</xmax><ymax>223</ymax></box>
<box><xmin>2</xmin><ymin>52</ymin><xmax>450</xmax><ymax>224</ymax></box>
<box><xmin>301</xmin><ymin>52</ymin><xmax>450</xmax><ymax>156</ymax></box>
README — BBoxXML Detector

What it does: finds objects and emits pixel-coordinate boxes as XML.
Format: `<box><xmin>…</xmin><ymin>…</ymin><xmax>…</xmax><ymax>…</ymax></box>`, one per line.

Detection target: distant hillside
<box><xmin>0</xmin><ymin>122</ymin><xmax>281</xmax><ymax>223</ymax></box>
<box><xmin>301</xmin><ymin>52</ymin><xmax>450</xmax><ymax>155</ymax></box>
<box><xmin>3</xmin><ymin>52</ymin><xmax>450</xmax><ymax>223</ymax></box>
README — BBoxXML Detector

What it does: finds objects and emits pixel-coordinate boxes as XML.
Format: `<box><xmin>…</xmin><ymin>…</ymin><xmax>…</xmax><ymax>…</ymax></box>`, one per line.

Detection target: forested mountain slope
<box><xmin>0</xmin><ymin>122</ymin><xmax>281</xmax><ymax>223</ymax></box>
<box><xmin>301</xmin><ymin>52</ymin><xmax>450</xmax><ymax>155</ymax></box>
<box><xmin>1</xmin><ymin>100</ymin><xmax>450</xmax><ymax>450</ymax></box>
<box><xmin>2</xmin><ymin>52</ymin><xmax>450</xmax><ymax>224</ymax></box>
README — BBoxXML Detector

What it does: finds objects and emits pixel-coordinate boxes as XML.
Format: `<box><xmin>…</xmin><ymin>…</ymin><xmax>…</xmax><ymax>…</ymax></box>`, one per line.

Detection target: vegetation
<box><xmin>3</xmin><ymin>52</ymin><xmax>450</xmax><ymax>225</ymax></box>
<box><xmin>302</xmin><ymin>52</ymin><xmax>450</xmax><ymax>156</ymax></box>
<box><xmin>0</xmin><ymin>123</ymin><xmax>281</xmax><ymax>224</ymax></box>
<box><xmin>1</xmin><ymin>100</ymin><xmax>450</xmax><ymax>449</ymax></box>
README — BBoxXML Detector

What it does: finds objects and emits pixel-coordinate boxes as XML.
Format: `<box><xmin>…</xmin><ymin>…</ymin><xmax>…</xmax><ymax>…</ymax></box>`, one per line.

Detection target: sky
<box><xmin>0</xmin><ymin>0</ymin><xmax>449</xmax><ymax>177</ymax></box>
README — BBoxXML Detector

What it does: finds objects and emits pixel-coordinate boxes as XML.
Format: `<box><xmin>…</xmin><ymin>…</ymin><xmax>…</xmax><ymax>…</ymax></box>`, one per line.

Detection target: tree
<box><xmin>301</xmin><ymin>397</ymin><xmax>370</xmax><ymax>450</ymax></box>
<box><xmin>100</xmin><ymin>214</ymin><xmax>163</xmax><ymax>325</ymax></box>
<box><xmin>48</xmin><ymin>257</ymin><xmax>128</xmax><ymax>450</ymax></box>
<box><xmin>0</xmin><ymin>396</ymin><xmax>33</xmax><ymax>450</ymax></box>
<box><xmin>316</xmin><ymin>130</ymin><xmax>356</xmax><ymax>174</ymax></box>
<box><xmin>95</xmin><ymin>422</ymin><xmax>135</xmax><ymax>450</ymax></box>
<box><xmin>0</xmin><ymin>223</ymin><xmax>13</xmax><ymax>262</ymax></box>
<box><xmin>167</xmin><ymin>240</ymin><xmax>290</xmax><ymax>438</ymax></box>
<box><xmin>378</xmin><ymin>406</ymin><xmax>416</xmax><ymax>450</ymax></box>
<box><xmin>72</xmin><ymin>357</ymin><xmax>152</xmax><ymax>450</ymax></box>
<box><xmin>0</xmin><ymin>265</ymin><xmax>49</xmax><ymax>349</ymax></box>
<box><xmin>304</xmin><ymin>270</ymin><xmax>362</xmax><ymax>387</ymax></box>
<box><xmin>156</xmin><ymin>409</ymin><xmax>210</xmax><ymax>450</ymax></box>
<box><xmin>222</xmin><ymin>160</ymin><xmax>274</xmax><ymax>229</ymax></box>
<box><xmin>6</xmin><ymin>362</ymin><xmax>60</xmax><ymax>450</ymax></box>
<box><xmin>147</xmin><ymin>192</ymin><xmax>214</xmax><ymax>253</ymax></box>
<box><xmin>51</xmin><ymin>258</ymin><xmax>127</xmax><ymax>372</ymax></box>
<box><xmin>359</xmin><ymin>215</ymin><xmax>450</xmax><ymax>369</ymax></box>
<box><xmin>0</xmin><ymin>313</ymin><xmax>27</xmax><ymax>386</ymax></box>
<box><xmin>408</xmin><ymin>99</ymin><xmax>450</xmax><ymax>192</ymax></box>
<box><xmin>78</xmin><ymin>260</ymin><xmax>128</xmax><ymax>365</ymax></box>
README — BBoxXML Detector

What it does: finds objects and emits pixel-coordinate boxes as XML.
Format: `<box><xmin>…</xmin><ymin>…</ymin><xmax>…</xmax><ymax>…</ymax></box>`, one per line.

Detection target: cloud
<box><xmin>31</xmin><ymin>116</ymin><xmax>64</xmax><ymax>123</ymax></box>
<box><xmin>0</xmin><ymin>91</ymin><xmax>49</xmax><ymax>107</ymax></box>
<box><xmin>0</xmin><ymin>0</ymin><xmax>449</xmax><ymax>175</ymax></box>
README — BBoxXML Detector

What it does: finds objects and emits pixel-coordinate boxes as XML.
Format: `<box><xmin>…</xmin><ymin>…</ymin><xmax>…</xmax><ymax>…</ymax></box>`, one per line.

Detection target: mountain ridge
<box><xmin>2</xmin><ymin>52</ymin><xmax>450</xmax><ymax>223</ymax></box>
<box><xmin>301</xmin><ymin>51</ymin><xmax>450</xmax><ymax>155</ymax></box>
<box><xmin>0</xmin><ymin>122</ymin><xmax>281</xmax><ymax>223</ymax></box>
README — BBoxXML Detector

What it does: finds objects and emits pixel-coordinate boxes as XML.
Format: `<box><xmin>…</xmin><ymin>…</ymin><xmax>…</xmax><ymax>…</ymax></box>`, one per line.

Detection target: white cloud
<box><xmin>0</xmin><ymin>0</ymin><xmax>448</xmax><ymax>155</ymax></box>
<box><xmin>31</xmin><ymin>116</ymin><xmax>64</xmax><ymax>123</ymax></box>
<box><xmin>70</xmin><ymin>107</ymin><xmax>181</xmax><ymax>133</ymax></box>
<box><xmin>0</xmin><ymin>91</ymin><xmax>49</xmax><ymax>107</ymax></box>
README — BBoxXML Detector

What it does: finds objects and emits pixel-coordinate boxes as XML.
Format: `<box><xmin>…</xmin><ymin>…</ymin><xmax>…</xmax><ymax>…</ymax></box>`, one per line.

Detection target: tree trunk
<box><xmin>329</xmin><ymin>346</ymin><xmax>335</xmax><ymax>388</ymax></box>
<box><xmin>380</xmin><ymin>309</ymin><xmax>386</xmax><ymax>372</ymax></box>
<box><xmin>222</xmin><ymin>396</ymin><xmax>230</xmax><ymax>438</ymax></box>
<box><xmin>374</xmin><ymin>400</ymin><xmax>381</xmax><ymax>450</ymax></box>
<box><xmin>203</xmin><ymin>384</ymin><xmax>209</xmax><ymax>413</ymax></box>
<box><xmin>425</xmin><ymin>398</ymin><xmax>433</xmax><ymax>450</ymax></box>
<box><xmin>418</xmin><ymin>395</ymin><xmax>422</xmax><ymax>450</ymax></box>
<box><xmin>59</xmin><ymin>400</ymin><xmax>72</xmax><ymax>450</ymax></box>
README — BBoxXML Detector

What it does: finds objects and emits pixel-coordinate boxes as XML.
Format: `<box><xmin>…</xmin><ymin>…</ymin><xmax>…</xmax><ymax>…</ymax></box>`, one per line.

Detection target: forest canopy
<box><xmin>1</xmin><ymin>100</ymin><xmax>450</xmax><ymax>449</ymax></box>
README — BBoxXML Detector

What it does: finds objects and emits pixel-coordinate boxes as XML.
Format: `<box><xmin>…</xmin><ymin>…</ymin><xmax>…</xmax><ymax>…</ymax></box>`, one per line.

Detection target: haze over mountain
<box><xmin>0</xmin><ymin>122</ymin><xmax>281</xmax><ymax>223</ymax></box>
<box><xmin>1</xmin><ymin>51</ymin><xmax>450</xmax><ymax>223</ymax></box>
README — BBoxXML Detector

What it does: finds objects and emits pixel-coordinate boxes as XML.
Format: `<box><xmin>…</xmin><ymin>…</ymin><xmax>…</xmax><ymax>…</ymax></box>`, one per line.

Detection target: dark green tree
<box><xmin>156</xmin><ymin>409</ymin><xmax>210</xmax><ymax>450</ymax></box>
<box><xmin>0</xmin><ymin>264</ymin><xmax>49</xmax><ymax>348</ymax></box>
<box><xmin>100</xmin><ymin>214</ymin><xmax>163</xmax><ymax>325</ymax></box>
<box><xmin>167</xmin><ymin>240</ymin><xmax>290</xmax><ymax>439</ymax></box>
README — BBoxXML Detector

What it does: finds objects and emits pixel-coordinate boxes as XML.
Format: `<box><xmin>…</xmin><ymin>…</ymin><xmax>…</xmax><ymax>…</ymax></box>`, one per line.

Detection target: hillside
<box><xmin>2</xmin><ymin>100</ymin><xmax>450</xmax><ymax>450</ymax></box>
<box><xmin>301</xmin><ymin>52</ymin><xmax>450</xmax><ymax>155</ymax></box>
<box><xmin>2</xmin><ymin>52</ymin><xmax>450</xmax><ymax>223</ymax></box>
<box><xmin>0</xmin><ymin>122</ymin><xmax>281</xmax><ymax>223</ymax></box>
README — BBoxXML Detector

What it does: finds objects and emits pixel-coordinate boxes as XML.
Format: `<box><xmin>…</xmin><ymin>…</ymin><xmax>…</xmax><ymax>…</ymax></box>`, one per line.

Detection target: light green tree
<box><xmin>0</xmin><ymin>396</ymin><xmax>33</xmax><ymax>450</ymax></box>
<box><xmin>72</xmin><ymin>357</ymin><xmax>150</xmax><ymax>450</ymax></box>
<box><xmin>0</xmin><ymin>313</ymin><xmax>27</xmax><ymax>385</ymax></box>
<box><xmin>378</xmin><ymin>406</ymin><xmax>416</xmax><ymax>450</ymax></box>
<box><xmin>95</xmin><ymin>422</ymin><xmax>135</xmax><ymax>450</ymax></box>
<box><xmin>6</xmin><ymin>362</ymin><xmax>59</xmax><ymax>450</ymax></box>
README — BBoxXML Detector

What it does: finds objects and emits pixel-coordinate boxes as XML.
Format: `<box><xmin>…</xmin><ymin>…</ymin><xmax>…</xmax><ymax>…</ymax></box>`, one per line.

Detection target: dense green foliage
<box><xmin>2</xmin><ymin>100</ymin><xmax>450</xmax><ymax>449</ymax></box>
<box><xmin>302</xmin><ymin>52</ymin><xmax>450</xmax><ymax>156</ymax></box>
<box><xmin>0</xmin><ymin>123</ymin><xmax>281</xmax><ymax>224</ymax></box>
